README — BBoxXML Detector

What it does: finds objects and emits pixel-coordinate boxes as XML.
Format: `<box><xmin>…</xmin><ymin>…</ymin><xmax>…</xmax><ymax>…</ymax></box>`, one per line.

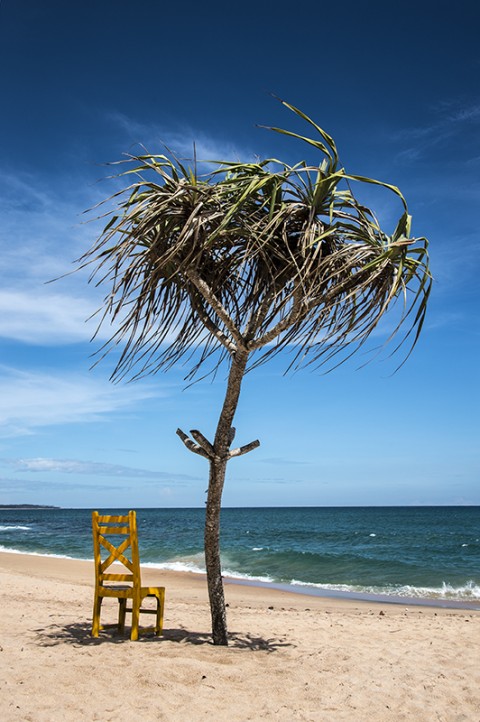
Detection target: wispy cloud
<box><xmin>257</xmin><ymin>457</ymin><xmax>311</xmax><ymax>466</ymax></box>
<box><xmin>0</xmin><ymin>367</ymin><xmax>162</xmax><ymax>437</ymax></box>
<box><xmin>0</xmin><ymin>476</ymin><xmax>127</xmax><ymax>493</ymax></box>
<box><xmin>394</xmin><ymin>101</ymin><xmax>480</xmax><ymax>163</ymax></box>
<box><xmin>0</xmin><ymin>167</ymin><xmax>110</xmax><ymax>345</ymax></box>
<box><xmin>0</xmin><ymin>168</ymin><xmax>95</xmax><ymax>277</ymax></box>
<box><xmin>8</xmin><ymin>457</ymin><xmax>198</xmax><ymax>481</ymax></box>
<box><xmin>107</xmin><ymin>111</ymin><xmax>255</xmax><ymax>167</ymax></box>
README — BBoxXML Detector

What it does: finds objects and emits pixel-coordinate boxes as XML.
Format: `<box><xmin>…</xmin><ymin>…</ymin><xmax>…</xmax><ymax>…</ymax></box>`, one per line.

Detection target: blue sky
<box><xmin>0</xmin><ymin>0</ymin><xmax>478</xmax><ymax>508</ymax></box>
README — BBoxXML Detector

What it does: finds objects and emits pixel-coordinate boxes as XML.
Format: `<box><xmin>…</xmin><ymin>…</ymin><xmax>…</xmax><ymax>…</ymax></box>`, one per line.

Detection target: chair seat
<box><xmin>141</xmin><ymin>586</ymin><xmax>165</xmax><ymax>597</ymax></box>
<box><xmin>98</xmin><ymin>584</ymin><xmax>164</xmax><ymax>596</ymax></box>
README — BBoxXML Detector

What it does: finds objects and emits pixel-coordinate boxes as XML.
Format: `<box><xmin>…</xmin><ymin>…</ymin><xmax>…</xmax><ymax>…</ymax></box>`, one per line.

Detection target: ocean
<box><xmin>1</xmin><ymin>506</ymin><xmax>479</xmax><ymax>608</ymax></box>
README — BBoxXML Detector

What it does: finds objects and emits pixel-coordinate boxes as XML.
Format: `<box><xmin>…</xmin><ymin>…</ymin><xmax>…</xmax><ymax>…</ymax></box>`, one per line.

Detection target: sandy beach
<box><xmin>1</xmin><ymin>550</ymin><xmax>479</xmax><ymax>721</ymax></box>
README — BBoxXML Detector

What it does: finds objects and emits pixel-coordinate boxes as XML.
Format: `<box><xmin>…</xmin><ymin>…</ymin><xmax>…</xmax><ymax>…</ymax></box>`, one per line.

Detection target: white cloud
<box><xmin>9</xmin><ymin>457</ymin><xmax>197</xmax><ymax>481</ymax></box>
<box><xmin>0</xmin><ymin>289</ymin><xmax>101</xmax><ymax>344</ymax></box>
<box><xmin>0</xmin><ymin>367</ymin><xmax>161</xmax><ymax>437</ymax></box>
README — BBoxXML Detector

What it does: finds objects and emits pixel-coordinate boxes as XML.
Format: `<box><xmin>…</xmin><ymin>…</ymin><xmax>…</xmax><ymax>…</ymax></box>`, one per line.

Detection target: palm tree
<box><xmin>81</xmin><ymin>100</ymin><xmax>431</xmax><ymax>645</ymax></box>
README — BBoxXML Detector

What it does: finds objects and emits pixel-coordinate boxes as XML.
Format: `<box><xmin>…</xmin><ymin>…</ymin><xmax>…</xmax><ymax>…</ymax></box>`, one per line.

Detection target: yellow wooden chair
<box><xmin>91</xmin><ymin>510</ymin><xmax>165</xmax><ymax>640</ymax></box>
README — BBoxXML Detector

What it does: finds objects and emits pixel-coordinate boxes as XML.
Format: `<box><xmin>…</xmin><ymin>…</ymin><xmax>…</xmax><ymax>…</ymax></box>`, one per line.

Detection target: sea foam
<box><xmin>289</xmin><ymin>579</ymin><xmax>480</xmax><ymax>601</ymax></box>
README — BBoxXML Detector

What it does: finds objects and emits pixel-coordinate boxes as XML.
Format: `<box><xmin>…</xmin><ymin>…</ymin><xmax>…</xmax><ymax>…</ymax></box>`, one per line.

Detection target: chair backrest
<box><xmin>92</xmin><ymin>510</ymin><xmax>141</xmax><ymax>588</ymax></box>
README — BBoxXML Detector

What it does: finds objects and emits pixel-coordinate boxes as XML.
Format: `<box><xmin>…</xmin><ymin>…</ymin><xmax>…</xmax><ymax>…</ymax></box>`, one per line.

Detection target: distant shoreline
<box><xmin>0</xmin><ymin>505</ymin><xmax>60</xmax><ymax>510</ymax></box>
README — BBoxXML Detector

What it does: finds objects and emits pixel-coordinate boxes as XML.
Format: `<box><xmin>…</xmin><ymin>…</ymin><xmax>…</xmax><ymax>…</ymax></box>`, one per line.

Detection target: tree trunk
<box><xmin>204</xmin><ymin>456</ymin><xmax>228</xmax><ymax>645</ymax></box>
<box><xmin>205</xmin><ymin>350</ymin><xmax>249</xmax><ymax>645</ymax></box>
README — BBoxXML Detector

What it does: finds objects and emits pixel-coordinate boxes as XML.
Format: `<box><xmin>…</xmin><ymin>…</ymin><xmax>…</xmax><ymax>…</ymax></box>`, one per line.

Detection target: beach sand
<box><xmin>0</xmin><ymin>551</ymin><xmax>479</xmax><ymax>721</ymax></box>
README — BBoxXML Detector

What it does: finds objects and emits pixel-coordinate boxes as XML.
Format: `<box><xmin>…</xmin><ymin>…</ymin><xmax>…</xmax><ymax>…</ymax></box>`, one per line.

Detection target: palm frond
<box><xmin>79</xmin><ymin>103</ymin><xmax>431</xmax><ymax>381</ymax></box>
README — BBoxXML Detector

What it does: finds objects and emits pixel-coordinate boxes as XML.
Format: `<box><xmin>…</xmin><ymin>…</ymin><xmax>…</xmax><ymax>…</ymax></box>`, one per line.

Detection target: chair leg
<box><xmin>130</xmin><ymin>598</ymin><xmax>140</xmax><ymax>641</ymax></box>
<box><xmin>118</xmin><ymin>598</ymin><xmax>127</xmax><ymax>634</ymax></box>
<box><xmin>92</xmin><ymin>596</ymin><xmax>102</xmax><ymax>637</ymax></box>
<box><xmin>155</xmin><ymin>591</ymin><xmax>164</xmax><ymax>636</ymax></box>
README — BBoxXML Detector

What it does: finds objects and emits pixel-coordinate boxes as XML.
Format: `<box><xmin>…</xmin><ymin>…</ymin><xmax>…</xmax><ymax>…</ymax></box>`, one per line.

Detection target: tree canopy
<box><xmin>84</xmin><ymin>101</ymin><xmax>431</xmax><ymax>384</ymax></box>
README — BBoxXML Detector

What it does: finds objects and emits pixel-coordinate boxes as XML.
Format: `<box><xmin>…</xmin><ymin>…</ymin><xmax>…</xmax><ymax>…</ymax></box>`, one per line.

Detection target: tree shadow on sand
<box><xmin>34</xmin><ymin>622</ymin><xmax>294</xmax><ymax>653</ymax></box>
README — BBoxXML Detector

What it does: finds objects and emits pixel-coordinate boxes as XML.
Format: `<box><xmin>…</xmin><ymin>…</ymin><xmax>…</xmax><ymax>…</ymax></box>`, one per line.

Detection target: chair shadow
<box><xmin>34</xmin><ymin>621</ymin><xmax>294</xmax><ymax>653</ymax></box>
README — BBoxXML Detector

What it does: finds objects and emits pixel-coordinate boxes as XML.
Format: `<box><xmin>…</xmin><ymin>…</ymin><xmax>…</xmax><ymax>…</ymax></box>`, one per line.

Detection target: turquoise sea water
<box><xmin>1</xmin><ymin>506</ymin><xmax>479</xmax><ymax>606</ymax></box>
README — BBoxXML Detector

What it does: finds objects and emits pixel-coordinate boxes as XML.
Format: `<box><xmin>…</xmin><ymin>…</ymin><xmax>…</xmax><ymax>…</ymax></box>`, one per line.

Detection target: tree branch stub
<box><xmin>176</xmin><ymin>428</ymin><xmax>211</xmax><ymax>460</ymax></box>
<box><xmin>190</xmin><ymin>429</ymin><xmax>215</xmax><ymax>457</ymax></box>
<box><xmin>228</xmin><ymin>439</ymin><xmax>260</xmax><ymax>459</ymax></box>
